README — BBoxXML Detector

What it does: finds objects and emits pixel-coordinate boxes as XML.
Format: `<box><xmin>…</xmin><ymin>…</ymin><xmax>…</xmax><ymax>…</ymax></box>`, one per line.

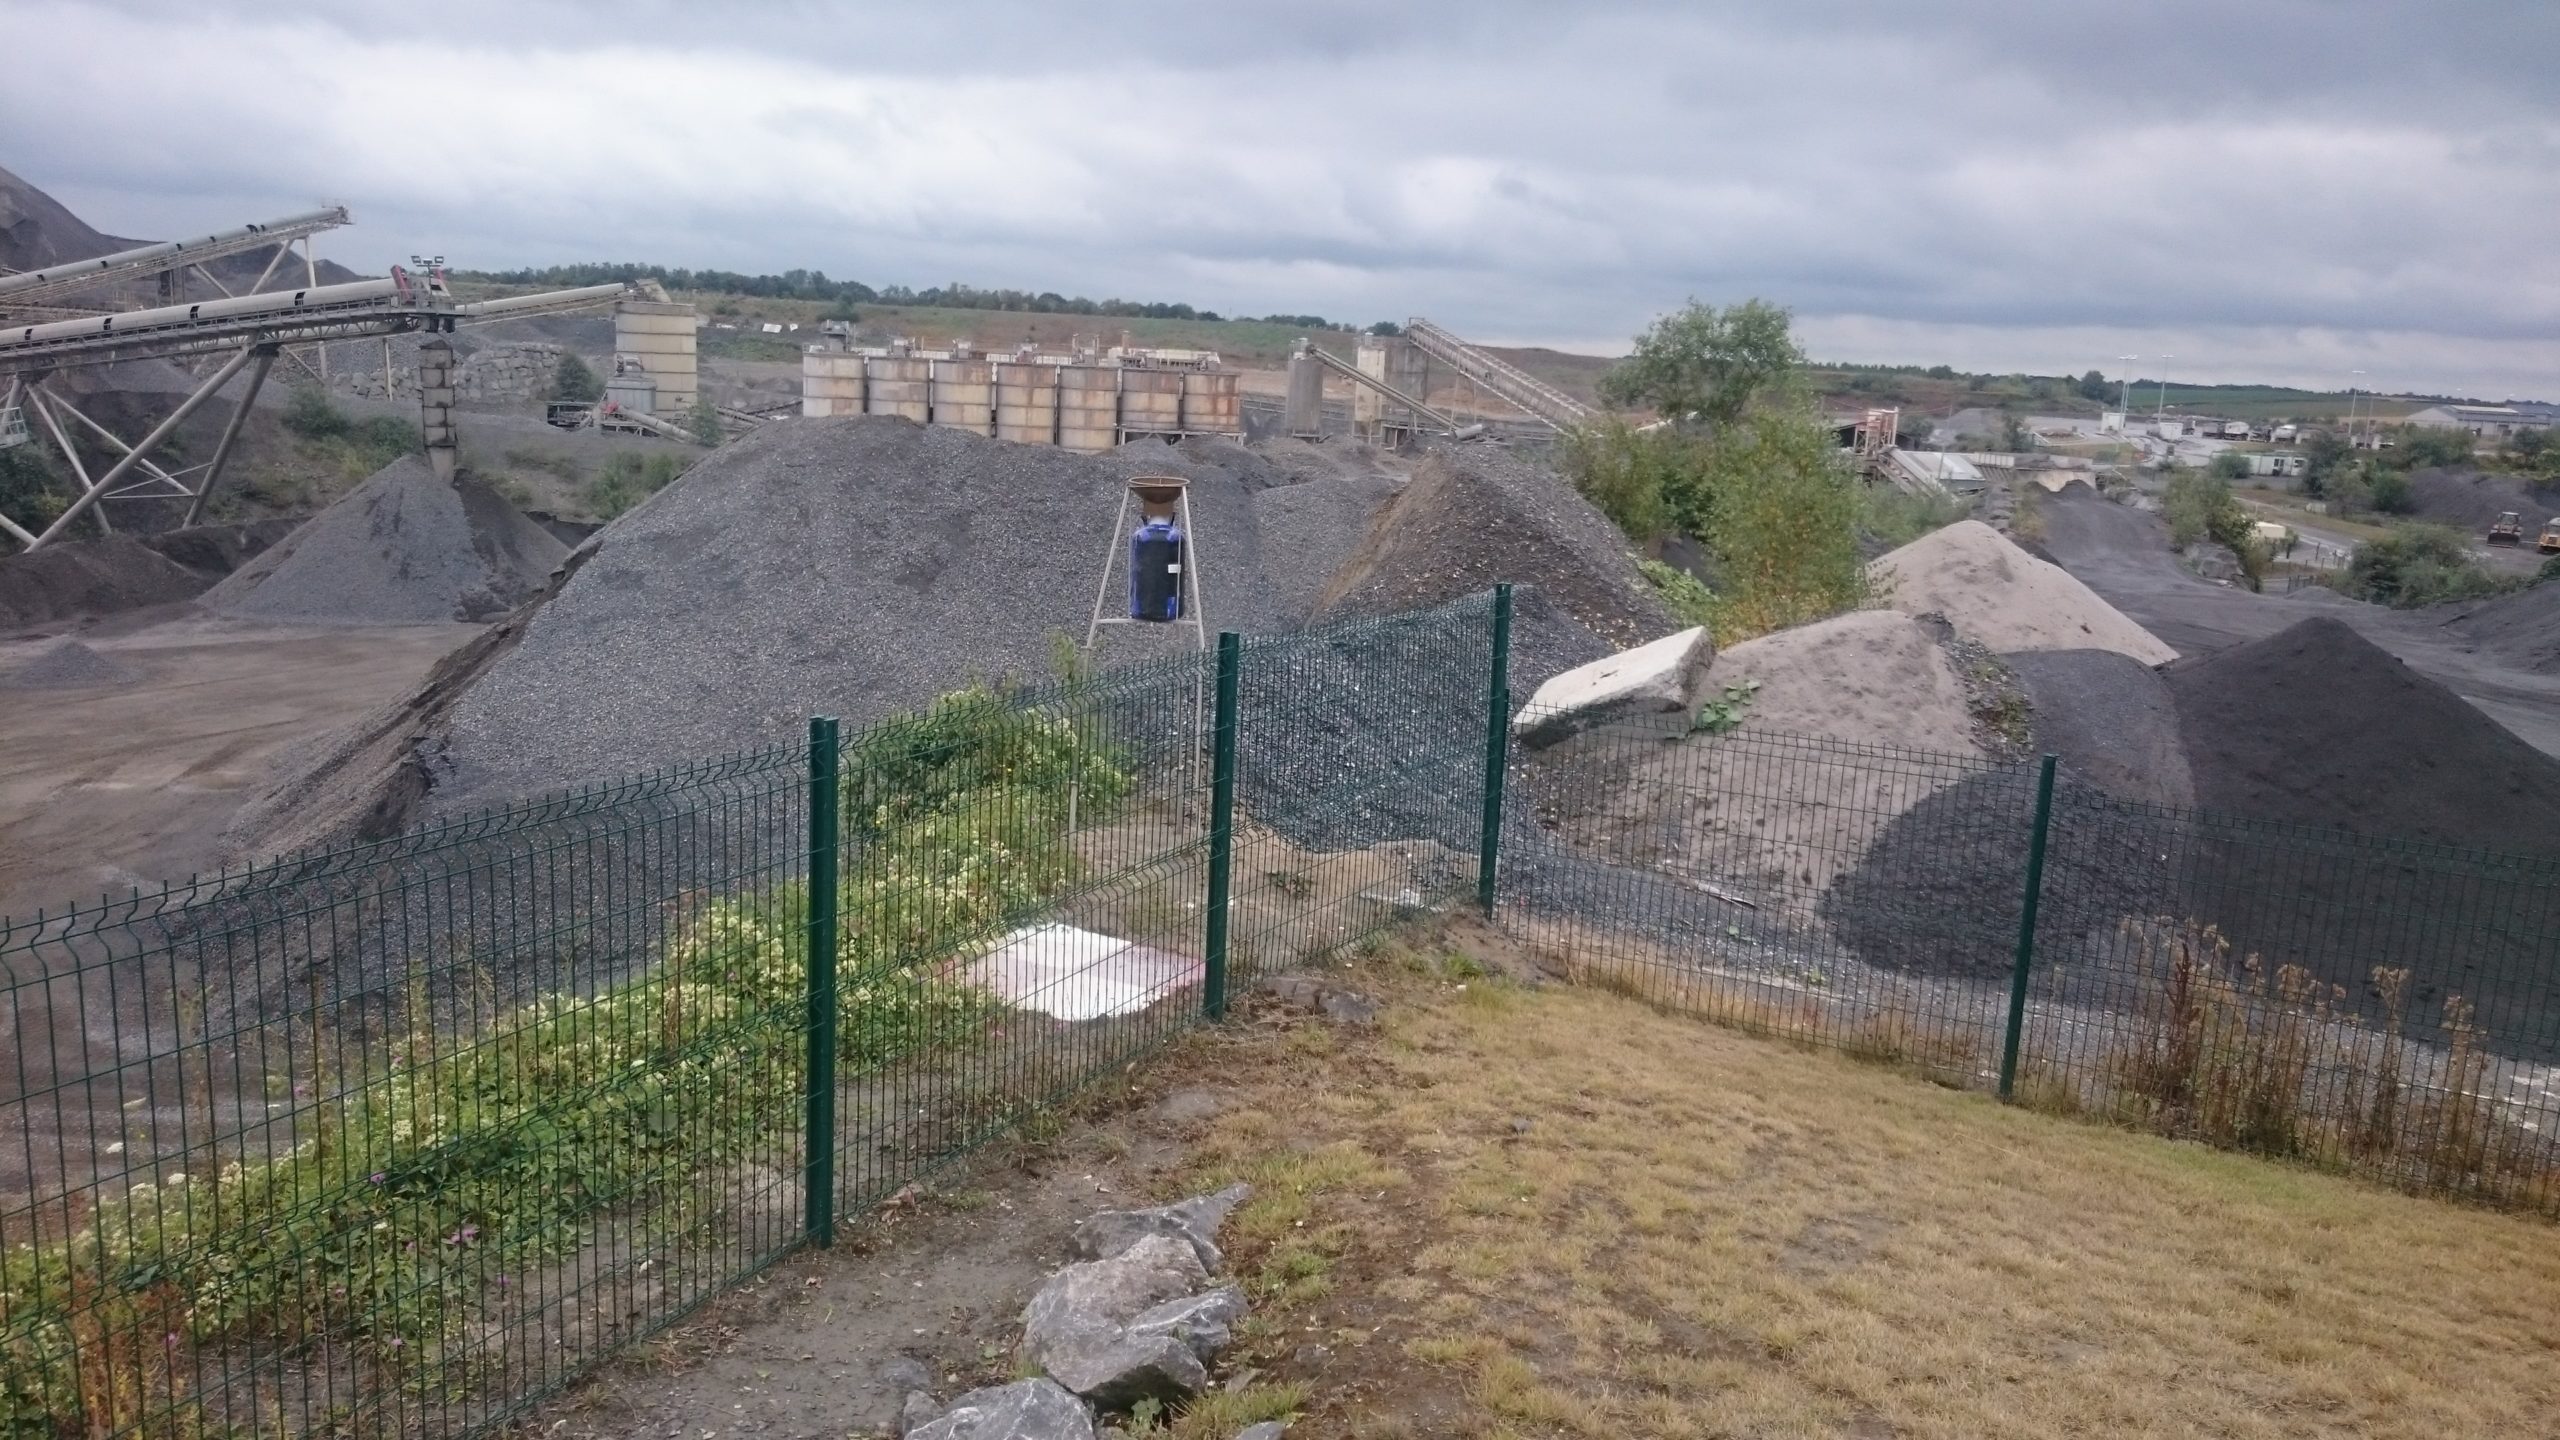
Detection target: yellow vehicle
<box><xmin>2540</xmin><ymin>518</ymin><xmax>2560</xmax><ymax>555</ymax></box>
<box><xmin>2488</xmin><ymin>511</ymin><xmax>2524</xmax><ymax>546</ymax></box>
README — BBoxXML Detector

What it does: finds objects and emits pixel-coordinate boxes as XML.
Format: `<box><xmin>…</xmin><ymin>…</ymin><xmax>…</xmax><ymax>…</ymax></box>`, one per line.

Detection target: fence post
<box><xmin>1478</xmin><ymin>583</ymin><xmax>1515</xmax><ymax>919</ymax></box>
<box><xmin>1998</xmin><ymin>753</ymin><xmax>2059</xmax><ymax>1102</ymax></box>
<box><xmin>803</xmin><ymin>716</ymin><xmax>842</xmax><ymax>1245</ymax></box>
<box><xmin>1203</xmin><ymin>633</ymin><xmax>1242</xmax><ymax>1020</ymax></box>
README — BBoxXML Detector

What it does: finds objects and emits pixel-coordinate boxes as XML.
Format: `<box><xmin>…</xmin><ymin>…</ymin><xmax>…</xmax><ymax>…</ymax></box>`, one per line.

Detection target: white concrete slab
<box><xmin>967</xmin><ymin>923</ymin><xmax>1202</xmax><ymax>1021</ymax></box>
<box><xmin>1515</xmin><ymin>625</ymin><xmax>1714</xmax><ymax>744</ymax></box>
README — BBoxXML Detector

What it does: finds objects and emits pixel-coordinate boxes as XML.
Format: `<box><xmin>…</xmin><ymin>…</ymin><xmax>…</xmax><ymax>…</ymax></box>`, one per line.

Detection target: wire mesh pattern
<box><xmin>12</xmin><ymin>588</ymin><xmax>2560</xmax><ymax>1438</ymax></box>
<box><xmin>0</xmin><ymin>605</ymin><xmax>1490</xmax><ymax>1440</ymax></box>
<box><xmin>1504</xmin><ymin>702</ymin><xmax>2560</xmax><ymax>1216</ymax></box>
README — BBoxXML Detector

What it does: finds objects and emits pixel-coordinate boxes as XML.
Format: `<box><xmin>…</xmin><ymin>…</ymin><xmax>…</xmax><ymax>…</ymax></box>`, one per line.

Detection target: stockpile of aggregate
<box><xmin>1869</xmin><ymin>520</ymin><xmax>2177</xmax><ymax>664</ymax></box>
<box><xmin>1539</xmin><ymin>610</ymin><xmax>1996</xmax><ymax>907</ymax></box>
<box><xmin>1318</xmin><ymin>445</ymin><xmax>1678</xmax><ymax>651</ymax></box>
<box><xmin>140</xmin><ymin>518</ymin><xmax>304</xmax><ymax>579</ymax></box>
<box><xmin>2005</xmin><ymin>649</ymin><xmax>2194</xmax><ymax>810</ymax></box>
<box><xmin>2403</xmin><ymin>466</ymin><xmax>2560</xmax><ymax>532</ymax></box>
<box><xmin>2159</xmin><ymin>617</ymin><xmax>2560</xmax><ymax>1045</ymax></box>
<box><xmin>0</xmin><ymin>534</ymin><xmax>209</xmax><ymax>631</ymax></box>
<box><xmin>0</xmin><ymin>637</ymin><xmax>141</xmax><ymax>688</ymax></box>
<box><xmin>205</xmin><ymin>455</ymin><xmax>567</xmax><ymax>625</ymax></box>
<box><xmin>419</xmin><ymin>418</ymin><xmax>1364</xmax><ymax>814</ymax></box>
<box><xmin>2444</xmin><ymin>581</ymin><xmax>2560</xmax><ymax>674</ymax></box>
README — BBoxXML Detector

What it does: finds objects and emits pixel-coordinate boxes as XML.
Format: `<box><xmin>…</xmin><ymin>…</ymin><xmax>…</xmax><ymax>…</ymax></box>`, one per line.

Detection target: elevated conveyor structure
<box><xmin>0</xmin><ymin>207</ymin><xmax>351</xmax><ymax>312</ymax></box>
<box><xmin>1295</xmin><ymin>340</ymin><xmax>1463</xmax><ymax>434</ymax></box>
<box><xmin>1403</xmin><ymin>316</ymin><xmax>1592</xmax><ymax>432</ymax></box>
<box><xmin>0</xmin><ymin>270</ymin><xmax>633</xmax><ymax>550</ymax></box>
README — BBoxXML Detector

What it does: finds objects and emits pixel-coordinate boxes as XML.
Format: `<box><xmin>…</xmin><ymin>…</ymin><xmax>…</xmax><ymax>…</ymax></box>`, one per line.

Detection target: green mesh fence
<box><xmin>0</xmin><ymin>600</ymin><xmax>1494</xmax><ymax>1440</ymax></box>
<box><xmin>1503</xmin><ymin>701</ymin><xmax>2560</xmax><ymax>1217</ymax></box>
<box><xmin>14</xmin><ymin>586</ymin><xmax>2560</xmax><ymax>1439</ymax></box>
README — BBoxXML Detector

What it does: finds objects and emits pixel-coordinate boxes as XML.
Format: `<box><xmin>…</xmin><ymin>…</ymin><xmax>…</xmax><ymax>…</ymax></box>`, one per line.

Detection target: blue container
<box><xmin>1129</xmin><ymin>518</ymin><xmax>1184</xmax><ymax>622</ymax></box>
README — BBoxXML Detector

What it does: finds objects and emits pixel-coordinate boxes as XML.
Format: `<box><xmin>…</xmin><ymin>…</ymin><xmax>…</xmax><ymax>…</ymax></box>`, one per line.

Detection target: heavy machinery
<box><xmin>2488</xmin><ymin>511</ymin><xmax>2524</xmax><ymax>546</ymax></box>
<box><xmin>2539</xmin><ymin>518</ymin><xmax>2560</xmax><ymax>555</ymax></box>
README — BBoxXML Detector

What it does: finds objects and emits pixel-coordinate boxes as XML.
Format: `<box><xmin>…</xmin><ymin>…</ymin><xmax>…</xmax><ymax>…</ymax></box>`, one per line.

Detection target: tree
<box><xmin>551</xmin><ymin>353</ymin><xmax>603</xmax><ymax>404</ymax></box>
<box><xmin>1597</xmin><ymin>298</ymin><xmax>1804</xmax><ymax>429</ymax></box>
<box><xmin>2367</xmin><ymin>469</ymin><xmax>2414</xmax><ymax>514</ymax></box>
<box><xmin>1998</xmin><ymin>414</ymin><xmax>2032</xmax><ymax>454</ymax></box>
<box><xmin>1367</xmin><ymin>320</ymin><xmax>1403</xmax><ymax>337</ymax></box>
<box><xmin>2209</xmin><ymin>450</ymin><xmax>2251</xmax><ymax>482</ymax></box>
<box><xmin>2301</xmin><ymin>431</ymin><xmax>2351</xmax><ymax>498</ymax></box>
<box><xmin>688</xmin><ymin>395</ymin><xmax>725</xmax><ymax>447</ymax></box>
<box><xmin>2076</xmin><ymin>369</ymin><xmax>2110</xmax><ymax>403</ymax></box>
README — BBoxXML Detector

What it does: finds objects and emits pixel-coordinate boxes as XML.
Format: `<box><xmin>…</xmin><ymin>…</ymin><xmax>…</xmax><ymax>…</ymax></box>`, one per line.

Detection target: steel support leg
<box><xmin>28</xmin><ymin>347</ymin><xmax>255</xmax><ymax>548</ymax></box>
<box><xmin>186</xmin><ymin>346</ymin><xmax>277</xmax><ymax>525</ymax></box>
<box><xmin>25</xmin><ymin>388</ymin><xmax>107</xmax><ymax>534</ymax></box>
<box><xmin>53</xmin><ymin>396</ymin><xmax>198</xmax><ymax>499</ymax></box>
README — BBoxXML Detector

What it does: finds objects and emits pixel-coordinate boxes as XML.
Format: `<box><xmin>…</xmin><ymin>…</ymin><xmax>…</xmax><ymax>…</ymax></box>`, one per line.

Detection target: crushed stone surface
<box><xmin>205</xmin><ymin>455</ymin><xmax>565</xmax><ymax>625</ymax></box>
<box><xmin>0</xmin><ymin>535</ymin><xmax>209</xmax><ymax>632</ymax></box>
<box><xmin>1320</xmin><ymin>443</ymin><xmax>1678</xmax><ymax>651</ymax></box>
<box><xmin>1870</xmin><ymin>520</ymin><xmax>2177</xmax><ymax>665</ymax></box>
<box><xmin>2005</xmin><ymin>648</ymin><xmax>2194</xmax><ymax>810</ymax></box>
<box><xmin>427</xmin><ymin>419</ymin><xmax>1447</xmax><ymax>815</ymax></box>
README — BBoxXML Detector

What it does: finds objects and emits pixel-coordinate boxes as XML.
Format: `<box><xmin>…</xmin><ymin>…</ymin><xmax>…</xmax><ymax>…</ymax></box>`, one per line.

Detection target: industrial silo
<box><xmin>863</xmin><ymin>353</ymin><xmax>930</xmax><ymax>422</ymax></box>
<box><xmin>929</xmin><ymin>356</ymin><xmax>995</xmax><ymax>435</ymax></box>
<box><xmin>1058</xmin><ymin>365</ymin><xmax>1120</xmax><ymax>453</ymax></box>
<box><xmin>1118</xmin><ymin>369</ymin><xmax>1183</xmax><ymax>439</ymax></box>
<box><xmin>994</xmin><ymin>362</ymin><xmax>1059</xmax><ymax>445</ymax></box>
<box><xmin>800</xmin><ymin>350</ymin><xmax>866</xmax><ymax>418</ymax></box>
<box><xmin>1179</xmin><ymin>371</ymin><xmax>1241</xmax><ymax>436</ymax></box>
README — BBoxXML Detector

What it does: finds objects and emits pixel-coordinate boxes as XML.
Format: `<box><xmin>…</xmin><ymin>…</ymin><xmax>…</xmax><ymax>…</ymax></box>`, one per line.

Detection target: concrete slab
<box><xmin>1514</xmin><ymin>625</ymin><xmax>1713</xmax><ymax>746</ymax></box>
<box><xmin>967</xmin><ymin>923</ymin><xmax>1202</xmax><ymax>1021</ymax></box>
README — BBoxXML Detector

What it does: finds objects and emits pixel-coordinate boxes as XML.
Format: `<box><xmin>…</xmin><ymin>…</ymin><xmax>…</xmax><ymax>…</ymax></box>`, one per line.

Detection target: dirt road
<box><xmin>2038</xmin><ymin>485</ymin><xmax>2560</xmax><ymax>758</ymax></box>
<box><xmin>0</xmin><ymin>617</ymin><xmax>476</xmax><ymax>918</ymax></box>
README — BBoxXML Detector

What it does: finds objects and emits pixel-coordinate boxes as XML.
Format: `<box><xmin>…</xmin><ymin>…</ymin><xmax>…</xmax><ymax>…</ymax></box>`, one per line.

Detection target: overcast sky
<box><xmin>6</xmin><ymin>0</ymin><xmax>2556</xmax><ymax>398</ymax></box>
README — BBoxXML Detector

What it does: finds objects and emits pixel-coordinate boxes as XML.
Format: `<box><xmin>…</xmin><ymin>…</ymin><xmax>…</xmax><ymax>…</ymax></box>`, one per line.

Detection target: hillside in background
<box><xmin>0</xmin><ymin>162</ymin><xmax>364</xmax><ymax>298</ymax></box>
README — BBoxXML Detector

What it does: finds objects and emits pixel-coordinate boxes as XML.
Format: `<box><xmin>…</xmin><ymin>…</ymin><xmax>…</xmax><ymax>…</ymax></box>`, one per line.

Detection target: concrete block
<box><xmin>1514</xmin><ymin>625</ymin><xmax>1714</xmax><ymax>747</ymax></box>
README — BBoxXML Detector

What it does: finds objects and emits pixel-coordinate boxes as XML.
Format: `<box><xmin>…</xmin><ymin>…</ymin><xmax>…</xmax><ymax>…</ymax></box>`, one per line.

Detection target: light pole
<box><xmin>2347</xmin><ymin>370</ymin><xmax>2367</xmax><ymax>448</ymax></box>
<box><xmin>2155</xmin><ymin>356</ymin><xmax>2175</xmax><ymax>420</ymax></box>
<box><xmin>2116</xmin><ymin>355</ymin><xmax>2140</xmax><ymax>416</ymax></box>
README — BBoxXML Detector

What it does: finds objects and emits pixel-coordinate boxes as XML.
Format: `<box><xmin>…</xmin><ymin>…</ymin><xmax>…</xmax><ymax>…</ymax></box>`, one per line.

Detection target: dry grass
<box><xmin>1171</xmin><ymin>959</ymin><xmax>2560</xmax><ymax>1439</ymax></box>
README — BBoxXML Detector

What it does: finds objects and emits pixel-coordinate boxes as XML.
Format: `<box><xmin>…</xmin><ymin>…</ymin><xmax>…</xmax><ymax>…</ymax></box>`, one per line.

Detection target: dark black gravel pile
<box><xmin>1818</xmin><ymin>767</ymin><xmax>2177</xmax><ymax>986</ymax></box>
<box><xmin>1319</xmin><ymin>443</ymin><xmax>1678</xmax><ymax>651</ymax></box>
<box><xmin>2006</xmin><ymin>648</ymin><xmax>2194</xmax><ymax>809</ymax></box>
<box><xmin>2162</xmin><ymin>617</ymin><xmax>2560</xmax><ymax>1051</ymax></box>
<box><xmin>2444</xmin><ymin>582</ymin><xmax>2560</xmax><ymax>675</ymax></box>
<box><xmin>2402</xmin><ymin>466</ymin><xmax>2560</xmax><ymax>532</ymax></box>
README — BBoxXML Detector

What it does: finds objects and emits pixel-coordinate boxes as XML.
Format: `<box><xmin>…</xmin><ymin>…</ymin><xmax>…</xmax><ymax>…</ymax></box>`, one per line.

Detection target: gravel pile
<box><xmin>2402</xmin><ymin>466</ymin><xmax>2560</xmax><ymax>532</ymax></box>
<box><xmin>1318</xmin><ymin>444</ymin><xmax>1677</xmax><ymax>651</ymax></box>
<box><xmin>2444</xmin><ymin>581</ymin><xmax>2560</xmax><ymax>674</ymax></box>
<box><xmin>139</xmin><ymin>519</ymin><xmax>304</xmax><ymax>579</ymax></box>
<box><xmin>1870</xmin><ymin>520</ymin><xmax>2177</xmax><ymax>664</ymax></box>
<box><xmin>2162</xmin><ymin>616</ymin><xmax>2560</xmax><ymax>1042</ymax></box>
<box><xmin>205</xmin><ymin>455</ymin><xmax>566</xmax><ymax>625</ymax></box>
<box><xmin>0</xmin><ymin>637</ymin><xmax>141</xmax><ymax>688</ymax></box>
<box><xmin>0</xmin><ymin>535</ymin><xmax>209</xmax><ymax>632</ymax></box>
<box><xmin>2006</xmin><ymin>649</ymin><xmax>2194</xmax><ymax>809</ymax></box>
<box><xmin>425</xmin><ymin>418</ymin><xmax>1372</xmax><ymax>813</ymax></box>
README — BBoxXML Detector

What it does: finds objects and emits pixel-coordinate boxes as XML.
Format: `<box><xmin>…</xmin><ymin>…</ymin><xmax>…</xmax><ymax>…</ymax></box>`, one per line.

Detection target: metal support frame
<box><xmin>186</xmin><ymin>345</ymin><xmax>278</xmax><ymax>524</ymax></box>
<box><xmin>23</xmin><ymin>389</ymin><xmax>107</xmax><ymax>534</ymax></box>
<box><xmin>20</xmin><ymin>346</ymin><xmax>256</xmax><ymax>548</ymax></box>
<box><xmin>1082</xmin><ymin>484</ymin><xmax>1209</xmax><ymax>654</ymax></box>
<box><xmin>54</xmin><ymin>398</ymin><xmax>201</xmax><ymax>502</ymax></box>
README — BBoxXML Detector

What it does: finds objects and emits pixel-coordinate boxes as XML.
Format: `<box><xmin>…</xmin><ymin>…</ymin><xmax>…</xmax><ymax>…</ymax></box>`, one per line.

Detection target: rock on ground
<box><xmin>1869</xmin><ymin>520</ymin><xmax>2177</xmax><ymax>665</ymax></box>
<box><xmin>905</xmin><ymin>1378</ymin><xmax>1096</xmax><ymax>1440</ymax></box>
<box><xmin>1515</xmin><ymin>626</ymin><xmax>1715</xmax><ymax>748</ymax></box>
<box><xmin>205</xmin><ymin>455</ymin><xmax>565</xmax><ymax>626</ymax></box>
<box><xmin>1020</xmin><ymin>1233</ymin><xmax>1241</xmax><ymax>1408</ymax></box>
<box><xmin>1069</xmin><ymin>1184</ymin><xmax>1252</xmax><ymax>1272</ymax></box>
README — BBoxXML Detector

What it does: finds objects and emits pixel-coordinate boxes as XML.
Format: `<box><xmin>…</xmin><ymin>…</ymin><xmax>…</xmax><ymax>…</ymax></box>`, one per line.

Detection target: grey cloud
<box><xmin>5</xmin><ymin>0</ymin><xmax>2556</xmax><ymax>396</ymax></box>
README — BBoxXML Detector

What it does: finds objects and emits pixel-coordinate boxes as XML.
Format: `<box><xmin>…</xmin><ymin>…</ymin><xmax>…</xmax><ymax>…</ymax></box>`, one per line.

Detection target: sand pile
<box><xmin>0</xmin><ymin>637</ymin><xmax>141</xmax><ymax>688</ymax></box>
<box><xmin>1544</xmin><ymin>610</ymin><xmax>1998</xmax><ymax>904</ymax></box>
<box><xmin>205</xmin><ymin>455</ymin><xmax>566</xmax><ymax>625</ymax></box>
<box><xmin>1320</xmin><ymin>445</ymin><xmax>1676</xmax><ymax>651</ymax></box>
<box><xmin>1870</xmin><ymin>520</ymin><xmax>2176</xmax><ymax>664</ymax></box>
<box><xmin>0</xmin><ymin>535</ymin><xmax>209</xmax><ymax>631</ymax></box>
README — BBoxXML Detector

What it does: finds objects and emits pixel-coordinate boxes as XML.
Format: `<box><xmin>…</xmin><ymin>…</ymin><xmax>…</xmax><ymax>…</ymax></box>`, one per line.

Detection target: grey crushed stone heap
<box><xmin>426</xmin><ymin>418</ymin><xmax>1408</xmax><ymax>813</ymax></box>
<box><xmin>204</xmin><ymin>454</ymin><xmax>566</xmax><ymax>626</ymax></box>
<box><xmin>0</xmin><ymin>637</ymin><xmax>141</xmax><ymax>689</ymax></box>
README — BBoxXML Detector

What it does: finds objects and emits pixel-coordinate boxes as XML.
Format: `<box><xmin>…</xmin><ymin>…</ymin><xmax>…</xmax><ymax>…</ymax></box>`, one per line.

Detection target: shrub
<box><xmin>2366</xmin><ymin>469</ymin><xmax>2415</xmax><ymax>514</ymax></box>
<box><xmin>2337</xmin><ymin>523</ymin><xmax>2517</xmax><ymax>607</ymax></box>
<box><xmin>551</xmin><ymin>353</ymin><xmax>603</xmax><ymax>404</ymax></box>
<box><xmin>1694</xmin><ymin>403</ymin><xmax>1870</xmax><ymax>642</ymax></box>
<box><xmin>689</xmin><ymin>396</ymin><xmax>725</xmax><ymax>447</ymax></box>
<box><xmin>584</xmin><ymin>450</ymin><xmax>688</xmax><ymax>520</ymax></box>
<box><xmin>281</xmin><ymin>384</ymin><xmax>350</xmax><ymax>440</ymax></box>
<box><xmin>1636</xmin><ymin>558</ymin><xmax>1717</xmax><ymax>630</ymax></box>
<box><xmin>2209</xmin><ymin>450</ymin><xmax>2250</xmax><ymax>482</ymax></box>
<box><xmin>1560</xmin><ymin>418</ymin><xmax>1685</xmax><ymax>541</ymax></box>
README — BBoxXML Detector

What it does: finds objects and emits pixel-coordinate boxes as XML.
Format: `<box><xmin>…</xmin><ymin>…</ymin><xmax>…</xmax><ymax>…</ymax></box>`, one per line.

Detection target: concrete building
<box><xmin>2401</xmin><ymin>402</ymin><xmax>2558</xmax><ymax>439</ymax></box>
